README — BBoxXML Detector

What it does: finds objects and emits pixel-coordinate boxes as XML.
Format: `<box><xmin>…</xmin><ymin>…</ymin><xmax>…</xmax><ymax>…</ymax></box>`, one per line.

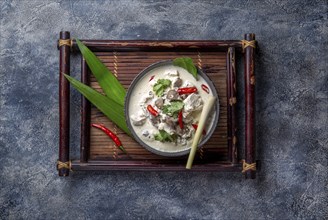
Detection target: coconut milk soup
<box><xmin>129</xmin><ymin>65</ymin><xmax>216</xmax><ymax>153</ymax></box>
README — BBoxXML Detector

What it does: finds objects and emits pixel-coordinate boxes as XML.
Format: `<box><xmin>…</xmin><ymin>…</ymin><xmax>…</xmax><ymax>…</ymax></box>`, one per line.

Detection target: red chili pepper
<box><xmin>149</xmin><ymin>75</ymin><xmax>155</xmax><ymax>82</ymax></box>
<box><xmin>91</xmin><ymin>124</ymin><xmax>127</xmax><ymax>154</ymax></box>
<box><xmin>201</xmin><ymin>84</ymin><xmax>209</xmax><ymax>94</ymax></box>
<box><xmin>147</xmin><ymin>105</ymin><xmax>158</xmax><ymax>116</ymax></box>
<box><xmin>192</xmin><ymin>124</ymin><xmax>206</xmax><ymax>135</ymax></box>
<box><xmin>178</xmin><ymin>110</ymin><xmax>183</xmax><ymax>129</ymax></box>
<box><xmin>177</xmin><ymin>87</ymin><xmax>198</xmax><ymax>95</ymax></box>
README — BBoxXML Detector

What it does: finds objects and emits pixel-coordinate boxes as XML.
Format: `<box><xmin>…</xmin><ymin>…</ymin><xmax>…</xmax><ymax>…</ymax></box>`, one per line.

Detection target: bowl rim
<box><xmin>124</xmin><ymin>60</ymin><xmax>220</xmax><ymax>157</ymax></box>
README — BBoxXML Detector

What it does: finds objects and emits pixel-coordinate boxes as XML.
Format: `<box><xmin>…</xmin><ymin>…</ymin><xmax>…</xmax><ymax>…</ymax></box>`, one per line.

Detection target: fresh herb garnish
<box><xmin>153</xmin><ymin>79</ymin><xmax>171</xmax><ymax>96</ymax></box>
<box><xmin>162</xmin><ymin>100</ymin><xmax>184</xmax><ymax>117</ymax></box>
<box><xmin>154</xmin><ymin>130</ymin><xmax>176</xmax><ymax>142</ymax></box>
<box><xmin>64</xmin><ymin>74</ymin><xmax>130</xmax><ymax>135</ymax></box>
<box><xmin>64</xmin><ymin>39</ymin><xmax>130</xmax><ymax>135</ymax></box>
<box><xmin>173</xmin><ymin>57</ymin><xmax>198</xmax><ymax>80</ymax></box>
<box><xmin>76</xmin><ymin>39</ymin><xmax>126</xmax><ymax>106</ymax></box>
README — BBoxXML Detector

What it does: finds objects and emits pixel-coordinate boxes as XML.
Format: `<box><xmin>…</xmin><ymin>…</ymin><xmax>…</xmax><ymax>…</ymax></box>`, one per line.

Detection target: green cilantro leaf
<box><xmin>162</xmin><ymin>100</ymin><xmax>184</xmax><ymax>117</ymax></box>
<box><xmin>154</xmin><ymin>130</ymin><xmax>176</xmax><ymax>142</ymax></box>
<box><xmin>153</xmin><ymin>79</ymin><xmax>171</xmax><ymax>96</ymax></box>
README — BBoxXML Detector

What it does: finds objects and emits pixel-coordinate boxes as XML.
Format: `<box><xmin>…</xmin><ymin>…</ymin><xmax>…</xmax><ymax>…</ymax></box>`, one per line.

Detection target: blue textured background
<box><xmin>0</xmin><ymin>0</ymin><xmax>327</xmax><ymax>219</ymax></box>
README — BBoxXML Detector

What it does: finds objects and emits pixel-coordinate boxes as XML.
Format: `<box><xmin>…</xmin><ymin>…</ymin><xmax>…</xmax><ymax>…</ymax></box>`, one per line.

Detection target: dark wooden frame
<box><xmin>57</xmin><ymin>31</ymin><xmax>257</xmax><ymax>178</ymax></box>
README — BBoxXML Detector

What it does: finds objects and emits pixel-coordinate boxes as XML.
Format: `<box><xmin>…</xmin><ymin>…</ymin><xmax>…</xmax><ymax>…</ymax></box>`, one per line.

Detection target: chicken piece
<box><xmin>176</xmin><ymin>126</ymin><xmax>193</xmax><ymax>139</ymax></box>
<box><xmin>165</xmin><ymin>69</ymin><xmax>179</xmax><ymax>77</ymax></box>
<box><xmin>183</xmin><ymin>114</ymin><xmax>194</xmax><ymax>124</ymax></box>
<box><xmin>166</xmin><ymin>90</ymin><xmax>179</xmax><ymax>101</ymax></box>
<box><xmin>164</xmin><ymin>116</ymin><xmax>176</xmax><ymax>129</ymax></box>
<box><xmin>138</xmin><ymin>91</ymin><xmax>154</xmax><ymax>106</ymax></box>
<box><xmin>150</xmin><ymin>115</ymin><xmax>160</xmax><ymax>128</ymax></box>
<box><xmin>158</xmin><ymin>122</ymin><xmax>175</xmax><ymax>135</ymax></box>
<box><xmin>177</xmin><ymin>136</ymin><xmax>187</xmax><ymax>146</ymax></box>
<box><xmin>131</xmin><ymin>110</ymin><xmax>147</xmax><ymax>126</ymax></box>
<box><xmin>183</xmin><ymin>93</ymin><xmax>203</xmax><ymax>116</ymax></box>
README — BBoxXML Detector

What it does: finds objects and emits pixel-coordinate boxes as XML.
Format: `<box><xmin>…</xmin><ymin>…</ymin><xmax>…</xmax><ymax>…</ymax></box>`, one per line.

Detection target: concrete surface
<box><xmin>0</xmin><ymin>0</ymin><xmax>327</xmax><ymax>219</ymax></box>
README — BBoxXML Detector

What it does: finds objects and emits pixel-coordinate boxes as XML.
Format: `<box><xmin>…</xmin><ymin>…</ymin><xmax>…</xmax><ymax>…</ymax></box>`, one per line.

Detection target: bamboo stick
<box><xmin>58</xmin><ymin>31</ymin><xmax>70</xmax><ymax>176</ymax></box>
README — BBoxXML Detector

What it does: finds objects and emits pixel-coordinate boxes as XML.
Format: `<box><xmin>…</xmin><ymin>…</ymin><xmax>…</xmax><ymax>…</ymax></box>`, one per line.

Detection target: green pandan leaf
<box><xmin>64</xmin><ymin>74</ymin><xmax>131</xmax><ymax>135</ymax></box>
<box><xmin>76</xmin><ymin>39</ymin><xmax>126</xmax><ymax>106</ymax></box>
<box><xmin>173</xmin><ymin>57</ymin><xmax>198</xmax><ymax>80</ymax></box>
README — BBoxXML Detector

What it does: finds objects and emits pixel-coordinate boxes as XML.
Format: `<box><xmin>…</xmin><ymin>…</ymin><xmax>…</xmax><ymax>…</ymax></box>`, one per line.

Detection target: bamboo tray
<box><xmin>57</xmin><ymin>31</ymin><xmax>257</xmax><ymax>178</ymax></box>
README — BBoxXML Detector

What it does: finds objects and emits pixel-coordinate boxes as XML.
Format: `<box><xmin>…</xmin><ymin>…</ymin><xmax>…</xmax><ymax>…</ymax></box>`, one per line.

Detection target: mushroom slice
<box><xmin>155</xmin><ymin>98</ymin><xmax>164</xmax><ymax>109</ymax></box>
<box><xmin>166</xmin><ymin>89</ymin><xmax>179</xmax><ymax>101</ymax></box>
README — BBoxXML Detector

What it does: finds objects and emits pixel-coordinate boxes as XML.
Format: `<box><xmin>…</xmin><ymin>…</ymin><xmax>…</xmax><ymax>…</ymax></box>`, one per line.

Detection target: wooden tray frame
<box><xmin>57</xmin><ymin>31</ymin><xmax>257</xmax><ymax>178</ymax></box>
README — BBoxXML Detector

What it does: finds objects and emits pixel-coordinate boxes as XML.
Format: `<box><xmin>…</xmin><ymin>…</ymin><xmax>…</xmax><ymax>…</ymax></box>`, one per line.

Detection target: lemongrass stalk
<box><xmin>186</xmin><ymin>96</ymin><xmax>216</xmax><ymax>169</ymax></box>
